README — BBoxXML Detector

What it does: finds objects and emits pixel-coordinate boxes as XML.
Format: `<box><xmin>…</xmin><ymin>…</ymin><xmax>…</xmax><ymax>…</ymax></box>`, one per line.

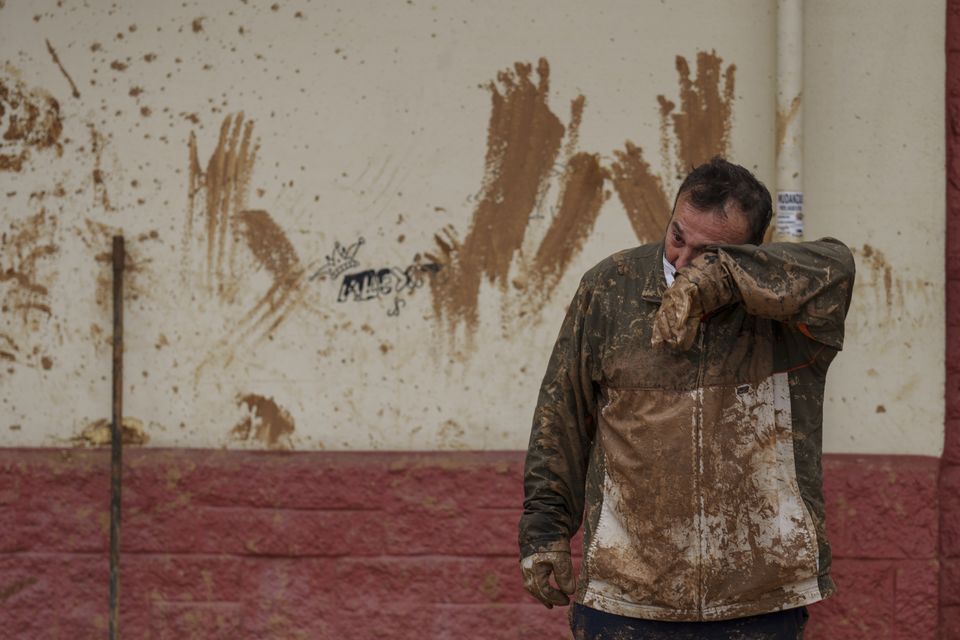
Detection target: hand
<box><xmin>651</xmin><ymin>275</ymin><xmax>703</xmax><ymax>351</ymax></box>
<box><xmin>652</xmin><ymin>254</ymin><xmax>733</xmax><ymax>351</ymax></box>
<box><xmin>520</xmin><ymin>551</ymin><xmax>576</xmax><ymax>608</ymax></box>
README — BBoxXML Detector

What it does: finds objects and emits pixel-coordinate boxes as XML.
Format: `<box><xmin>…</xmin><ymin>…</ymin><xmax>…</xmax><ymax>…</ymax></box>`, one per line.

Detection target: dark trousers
<box><xmin>569</xmin><ymin>602</ymin><xmax>810</xmax><ymax>639</ymax></box>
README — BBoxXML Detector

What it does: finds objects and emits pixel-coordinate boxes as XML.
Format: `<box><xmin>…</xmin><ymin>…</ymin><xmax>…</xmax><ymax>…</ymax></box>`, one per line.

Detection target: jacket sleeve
<box><xmin>690</xmin><ymin>237</ymin><xmax>856</xmax><ymax>350</ymax></box>
<box><xmin>518</xmin><ymin>272</ymin><xmax>600</xmax><ymax>558</ymax></box>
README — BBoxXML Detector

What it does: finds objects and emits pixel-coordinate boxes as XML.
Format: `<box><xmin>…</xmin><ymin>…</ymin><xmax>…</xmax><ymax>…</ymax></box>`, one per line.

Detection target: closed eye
<box><xmin>671</xmin><ymin>230</ymin><xmax>684</xmax><ymax>246</ymax></box>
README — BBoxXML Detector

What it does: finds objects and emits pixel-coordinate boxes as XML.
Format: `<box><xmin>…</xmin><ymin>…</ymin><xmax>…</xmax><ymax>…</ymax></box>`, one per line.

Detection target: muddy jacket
<box><xmin>519</xmin><ymin>238</ymin><xmax>855</xmax><ymax>621</ymax></box>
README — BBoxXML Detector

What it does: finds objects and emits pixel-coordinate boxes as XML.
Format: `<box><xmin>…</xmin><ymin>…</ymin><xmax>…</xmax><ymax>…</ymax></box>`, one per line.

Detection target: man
<box><xmin>518</xmin><ymin>157</ymin><xmax>854</xmax><ymax>639</ymax></box>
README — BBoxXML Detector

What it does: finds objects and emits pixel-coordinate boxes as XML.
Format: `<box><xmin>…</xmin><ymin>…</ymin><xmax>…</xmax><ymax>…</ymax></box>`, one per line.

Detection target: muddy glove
<box><xmin>520</xmin><ymin>550</ymin><xmax>576</xmax><ymax>609</ymax></box>
<box><xmin>652</xmin><ymin>253</ymin><xmax>734</xmax><ymax>351</ymax></box>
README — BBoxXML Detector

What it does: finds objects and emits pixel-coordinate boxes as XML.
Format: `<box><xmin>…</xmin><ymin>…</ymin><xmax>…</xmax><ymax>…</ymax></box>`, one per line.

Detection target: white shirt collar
<box><xmin>663</xmin><ymin>253</ymin><xmax>676</xmax><ymax>287</ymax></box>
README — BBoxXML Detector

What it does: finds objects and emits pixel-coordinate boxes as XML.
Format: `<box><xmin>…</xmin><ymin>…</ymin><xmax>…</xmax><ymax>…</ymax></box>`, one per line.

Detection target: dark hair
<box><xmin>673</xmin><ymin>156</ymin><xmax>773</xmax><ymax>244</ymax></box>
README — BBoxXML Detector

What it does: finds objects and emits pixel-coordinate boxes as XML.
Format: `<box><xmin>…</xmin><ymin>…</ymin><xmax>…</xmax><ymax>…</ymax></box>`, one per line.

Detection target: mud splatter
<box><xmin>0</xmin><ymin>209</ymin><xmax>59</xmax><ymax>323</ymax></box>
<box><xmin>610</xmin><ymin>51</ymin><xmax>736</xmax><ymax>243</ymax></box>
<box><xmin>77</xmin><ymin>218</ymin><xmax>154</xmax><ymax>308</ymax></box>
<box><xmin>1</xmin><ymin>209</ymin><xmax>59</xmax><ymax>372</ymax></box>
<box><xmin>88</xmin><ymin>124</ymin><xmax>114</xmax><ymax>211</ymax></box>
<box><xmin>192</xmin><ymin>17</ymin><xmax>206</xmax><ymax>33</ymax></box>
<box><xmin>0</xmin><ymin>67</ymin><xmax>63</xmax><ymax>172</ymax></box>
<box><xmin>437</xmin><ymin>418</ymin><xmax>466</xmax><ymax>449</ymax></box>
<box><xmin>776</xmin><ymin>93</ymin><xmax>802</xmax><ymax>157</ymax></box>
<box><xmin>230</xmin><ymin>393</ymin><xmax>294</xmax><ymax>449</ymax></box>
<box><xmin>44</xmin><ymin>39</ymin><xmax>80</xmax><ymax>99</ymax></box>
<box><xmin>109</xmin><ymin>60</ymin><xmax>128</xmax><ymax>72</ymax></box>
<box><xmin>74</xmin><ymin>417</ymin><xmax>149</xmax><ymax>446</ymax></box>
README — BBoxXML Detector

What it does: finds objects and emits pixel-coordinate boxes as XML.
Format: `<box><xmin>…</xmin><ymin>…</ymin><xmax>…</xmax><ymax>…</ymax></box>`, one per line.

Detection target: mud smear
<box><xmin>185</xmin><ymin>111</ymin><xmax>259</xmax><ymax>301</ymax></box>
<box><xmin>519</xmin><ymin>96</ymin><xmax>610</xmax><ymax>307</ymax></box>
<box><xmin>425</xmin><ymin>53</ymin><xmax>738</xmax><ymax>343</ymax></box>
<box><xmin>610</xmin><ymin>142</ymin><xmax>672</xmax><ymax>243</ymax></box>
<box><xmin>0</xmin><ymin>578</ymin><xmax>38</xmax><ymax>603</ymax></box>
<box><xmin>611</xmin><ymin>51</ymin><xmax>737</xmax><ymax>243</ymax></box>
<box><xmin>0</xmin><ymin>66</ymin><xmax>64</xmax><ymax>172</ymax></box>
<box><xmin>44</xmin><ymin>39</ymin><xmax>80</xmax><ymax>99</ymax></box>
<box><xmin>661</xmin><ymin>52</ymin><xmax>736</xmax><ymax>176</ymax></box>
<box><xmin>850</xmin><ymin>244</ymin><xmax>934</xmax><ymax>330</ymax></box>
<box><xmin>237</xmin><ymin>210</ymin><xmax>300</xmax><ymax>287</ymax></box>
<box><xmin>523</xmin><ymin>151</ymin><xmax>609</xmax><ymax>305</ymax></box>
<box><xmin>183</xmin><ymin>113</ymin><xmax>319</xmax><ymax>375</ymax></box>
<box><xmin>425</xmin><ymin>59</ymin><xmax>602</xmax><ymax>336</ymax></box>
<box><xmin>858</xmin><ymin>244</ymin><xmax>894</xmax><ymax>307</ymax></box>
<box><xmin>88</xmin><ymin>124</ymin><xmax>114</xmax><ymax>211</ymax></box>
<box><xmin>776</xmin><ymin>93</ymin><xmax>801</xmax><ymax>158</ymax></box>
<box><xmin>230</xmin><ymin>393</ymin><xmax>294</xmax><ymax>449</ymax></box>
<box><xmin>0</xmin><ymin>208</ymin><xmax>59</xmax><ymax>371</ymax></box>
<box><xmin>229</xmin><ymin>208</ymin><xmax>308</xmax><ymax>341</ymax></box>
<box><xmin>74</xmin><ymin>416</ymin><xmax>149</xmax><ymax>446</ymax></box>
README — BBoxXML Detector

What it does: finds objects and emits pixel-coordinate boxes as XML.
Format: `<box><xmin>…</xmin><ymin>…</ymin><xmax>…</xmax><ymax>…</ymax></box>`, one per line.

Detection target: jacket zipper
<box><xmin>694</xmin><ymin>320</ymin><xmax>708</xmax><ymax>619</ymax></box>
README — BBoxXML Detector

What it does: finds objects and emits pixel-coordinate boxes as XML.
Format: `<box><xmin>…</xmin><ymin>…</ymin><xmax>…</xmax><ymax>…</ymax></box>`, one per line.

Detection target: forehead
<box><xmin>671</xmin><ymin>195</ymin><xmax>751</xmax><ymax>245</ymax></box>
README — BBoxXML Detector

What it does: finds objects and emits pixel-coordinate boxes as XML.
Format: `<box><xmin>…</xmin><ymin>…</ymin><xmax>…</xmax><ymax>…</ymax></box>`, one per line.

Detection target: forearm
<box><xmin>689</xmin><ymin>237</ymin><xmax>855</xmax><ymax>348</ymax></box>
<box><xmin>520</xmin><ymin>448</ymin><xmax>586</xmax><ymax>556</ymax></box>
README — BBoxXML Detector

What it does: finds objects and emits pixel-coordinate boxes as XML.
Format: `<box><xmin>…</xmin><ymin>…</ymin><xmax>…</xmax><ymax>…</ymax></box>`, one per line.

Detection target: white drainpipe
<box><xmin>775</xmin><ymin>0</ymin><xmax>804</xmax><ymax>241</ymax></box>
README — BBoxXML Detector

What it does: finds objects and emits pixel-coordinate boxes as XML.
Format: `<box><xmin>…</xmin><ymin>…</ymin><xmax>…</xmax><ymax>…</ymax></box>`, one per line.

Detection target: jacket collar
<box><xmin>641</xmin><ymin>241</ymin><xmax>668</xmax><ymax>303</ymax></box>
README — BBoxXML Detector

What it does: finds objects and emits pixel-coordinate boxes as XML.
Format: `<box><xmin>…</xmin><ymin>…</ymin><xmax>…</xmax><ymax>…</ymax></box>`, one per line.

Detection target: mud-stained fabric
<box><xmin>519</xmin><ymin>238</ymin><xmax>854</xmax><ymax>622</ymax></box>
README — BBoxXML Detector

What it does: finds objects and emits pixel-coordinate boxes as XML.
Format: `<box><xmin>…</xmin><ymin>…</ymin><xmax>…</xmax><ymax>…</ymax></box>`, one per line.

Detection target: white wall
<box><xmin>0</xmin><ymin>0</ymin><xmax>942</xmax><ymax>455</ymax></box>
<box><xmin>805</xmin><ymin>0</ymin><xmax>945</xmax><ymax>455</ymax></box>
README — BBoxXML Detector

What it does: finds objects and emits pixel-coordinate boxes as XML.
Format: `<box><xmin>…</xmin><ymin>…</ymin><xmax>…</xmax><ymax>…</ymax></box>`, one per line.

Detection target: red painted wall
<box><xmin>0</xmin><ymin>450</ymin><xmax>941</xmax><ymax>639</ymax></box>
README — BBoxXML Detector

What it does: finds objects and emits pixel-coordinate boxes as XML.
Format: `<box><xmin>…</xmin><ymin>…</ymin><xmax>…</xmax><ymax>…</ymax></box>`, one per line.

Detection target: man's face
<box><xmin>664</xmin><ymin>194</ymin><xmax>752</xmax><ymax>270</ymax></box>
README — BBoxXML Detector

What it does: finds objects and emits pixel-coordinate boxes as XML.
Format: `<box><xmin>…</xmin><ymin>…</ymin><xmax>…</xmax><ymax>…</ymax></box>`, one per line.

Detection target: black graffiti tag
<box><xmin>337</xmin><ymin>263</ymin><xmax>440</xmax><ymax>304</ymax></box>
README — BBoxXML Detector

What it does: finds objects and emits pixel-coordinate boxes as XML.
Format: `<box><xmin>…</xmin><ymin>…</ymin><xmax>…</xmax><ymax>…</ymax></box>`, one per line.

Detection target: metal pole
<box><xmin>109</xmin><ymin>235</ymin><xmax>124</xmax><ymax>640</ymax></box>
<box><xmin>775</xmin><ymin>0</ymin><xmax>804</xmax><ymax>241</ymax></box>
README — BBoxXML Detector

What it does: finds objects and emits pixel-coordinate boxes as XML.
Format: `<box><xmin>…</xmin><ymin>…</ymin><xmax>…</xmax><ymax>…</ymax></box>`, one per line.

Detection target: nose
<box><xmin>674</xmin><ymin>248</ymin><xmax>698</xmax><ymax>270</ymax></box>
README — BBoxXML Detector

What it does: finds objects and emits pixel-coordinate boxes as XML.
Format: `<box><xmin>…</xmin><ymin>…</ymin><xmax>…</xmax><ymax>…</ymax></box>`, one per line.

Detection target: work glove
<box><xmin>651</xmin><ymin>253</ymin><xmax>734</xmax><ymax>351</ymax></box>
<box><xmin>520</xmin><ymin>549</ymin><xmax>576</xmax><ymax>609</ymax></box>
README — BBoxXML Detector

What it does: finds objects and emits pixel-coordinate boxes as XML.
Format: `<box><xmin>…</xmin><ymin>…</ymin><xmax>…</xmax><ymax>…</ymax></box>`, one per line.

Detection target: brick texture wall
<box><xmin>0</xmin><ymin>449</ymin><xmax>941</xmax><ymax>639</ymax></box>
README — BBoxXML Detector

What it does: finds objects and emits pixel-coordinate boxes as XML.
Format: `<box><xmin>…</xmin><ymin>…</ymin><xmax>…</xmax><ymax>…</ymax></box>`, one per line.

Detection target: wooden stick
<box><xmin>109</xmin><ymin>235</ymin><xmax>124</xmax><ymax>640</ymax></box>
